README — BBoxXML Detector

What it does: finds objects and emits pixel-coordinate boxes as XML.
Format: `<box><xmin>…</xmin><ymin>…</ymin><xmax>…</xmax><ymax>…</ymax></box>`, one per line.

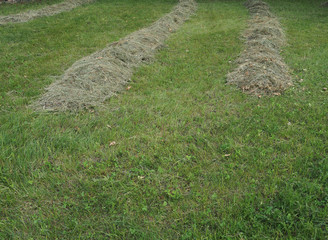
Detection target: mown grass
<box><xmin>0</xmin><ymin>0</ymin><xmax>65</xmax><ymax>16</ymax></box>
<box><xmin>1</xmin><ymin>0</ymin><xmax>327</xmax><ymax>239</ymax></box>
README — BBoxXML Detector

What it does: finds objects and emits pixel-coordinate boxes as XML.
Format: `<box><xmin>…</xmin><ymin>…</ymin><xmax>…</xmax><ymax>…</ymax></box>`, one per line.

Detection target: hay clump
<box><xmin>227</xmin><ymin>0</ymin><xmax>292</xmax><ymax>96</ymax></box>
<box><xmin>0</xmin><ymin>0</ymin><xmax>95</xmax><ymax>25</ymax></box>
<box><xmin>32</xmin><ymin>0</ymin><xmax>197</xmax><ymax>111</ymax></box>
<box><xmin>321</xmin><ymin>1</ymin><xmax>328</xmax><ymax>7</ymax></box>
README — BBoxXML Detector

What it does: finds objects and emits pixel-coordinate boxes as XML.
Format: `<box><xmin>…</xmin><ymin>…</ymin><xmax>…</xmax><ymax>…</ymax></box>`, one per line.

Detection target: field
<box><xmin>0</xmin><ymin>0</ymin><xmax>327</xmax><ymax>239</ymax></box>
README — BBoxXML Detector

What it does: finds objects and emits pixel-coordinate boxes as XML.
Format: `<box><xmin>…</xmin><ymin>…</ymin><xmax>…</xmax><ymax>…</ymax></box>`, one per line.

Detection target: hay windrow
<box><xmin>0</xmin><ymin>0</ymin><xmax>95</xmax><ymax>25</ymax></box>
<box><xmin>227</xmin><ymin>0</ymin><xmax>292</xmax><ymax>96</ymax></box>
<box><xmin>32</xmin><ymin>0</ymin><xmax>197</xmax><ymax>111</ymax></box>
<box><xmin>321</xmin><ymin>1</ymin><xmax>328</xmax><ymax>7</ymax></box>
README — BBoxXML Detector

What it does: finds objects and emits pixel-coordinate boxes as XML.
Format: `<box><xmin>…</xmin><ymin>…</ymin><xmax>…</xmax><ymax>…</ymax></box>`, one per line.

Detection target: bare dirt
<box><xmin>0</xmin><ymin>0</ymin><xmax>95</xmax><ymax>25</ymax></box>
<box><xmin>32</xmin><ymin>0</ymin><xmax>197</xmax><ymax>111</ymax></box>
<box><xmin>227</xmin><ymin>0</ymin><xmax>292</xmax><ymax>96</ymax></box>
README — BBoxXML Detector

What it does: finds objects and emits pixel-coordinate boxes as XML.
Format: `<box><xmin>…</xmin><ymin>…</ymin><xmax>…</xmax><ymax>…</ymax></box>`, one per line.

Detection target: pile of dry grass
<box><xmin>0</xmin><ymin>0</ymin><xmax>94</xmax><ymax>25</ymax></box>
<box><xmin>227</xmin><ymin>0</ymin><xmax>292</xmax><ymax>96</ymax></box>
<box><xmin>321</xmin><ymin>1</ymin><xmax>328</xmax><ymax>7</ymax></box>
<box><xmin>32</xmin><ymin>0</ymin><xmax>197</xmax><ymax>111</ymax></box>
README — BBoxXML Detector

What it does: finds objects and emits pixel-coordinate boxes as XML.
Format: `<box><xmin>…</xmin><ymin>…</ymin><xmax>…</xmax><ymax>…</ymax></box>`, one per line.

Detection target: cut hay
<box><xmin>32</xmin><ymin>0</ymin><xmax>197</xmax><ymax>112</ymax></box>
<box><xmin>0</xmin><ymin>0</ymin><xmax>95</xmax><ymax>25</ymax></box>
<box><xmin>321</xmin><ymin>1</ymin><xmax>328</xmax><ymax>7</ymax></box>
<box><xmin>227</xmin><ymin>0</ymin><xmax>292</xmax><ymax>96</ymax></box>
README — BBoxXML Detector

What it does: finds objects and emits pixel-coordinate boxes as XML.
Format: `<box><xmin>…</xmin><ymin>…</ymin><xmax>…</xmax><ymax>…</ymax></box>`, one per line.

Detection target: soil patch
<box><xmin>227</xmin><ymin>0</ymin><xmax>292</xmax><ymax>96</ymax></box>
<box><xmin>32</xmin><ymin>0</ymin><xmax>197</xmax><ymax>111</ymax></box>
<box><xmin>0</xmin><ymin>0</ymin><xmax>94</xmax><ymax>25</ymax></box>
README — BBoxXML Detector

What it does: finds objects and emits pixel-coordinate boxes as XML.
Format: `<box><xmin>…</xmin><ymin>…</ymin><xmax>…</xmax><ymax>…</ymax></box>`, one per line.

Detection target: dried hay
<box><xmin>32</xmin><ymin>0</ymin><xmax>197</xmax><ymax>111</ymax></box>
<box><xmin>245</xmin><ymin>0</ymin><xmax>273</xmax><ymax>17</ymax></box>
<box><xmin>0</xmin><ymin>0</ymin><xmax>95</xmax><ymax>25</ymax></box>
<box><xmin>227</xmin><ymin>0</ymin><xmax>292</xmax><ymax>96</ymax></box>
<box><xmin>321</xmin><ymin>1</ymin><xmax>328</xmax><ymax>7</ymax></box>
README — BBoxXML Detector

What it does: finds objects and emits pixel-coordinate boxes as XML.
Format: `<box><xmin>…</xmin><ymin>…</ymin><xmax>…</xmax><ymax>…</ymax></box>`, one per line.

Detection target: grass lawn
<box><xmin>0</xmin><ymin>0</ymin><xmax>65</xmax><ymax>16</ymax></box>
<box><xmin>0</xmin><ymin>0</ymin><xmax>327</xmax><ymax>239</ymax></box>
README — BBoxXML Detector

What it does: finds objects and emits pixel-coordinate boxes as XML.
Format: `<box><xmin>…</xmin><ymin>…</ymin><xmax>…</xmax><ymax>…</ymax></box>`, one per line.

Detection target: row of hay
<box><xmin>227</xmin><ymin>0</ymin><xmax>292</xmax><ymax>96</ymax></box>
<box><xmin>1</xmin><ymin>0</ymin><xmax>33</xmax><ymax>3</ymax></box>
<box><xmin>0</xmin><ymin>0</ymin><xmax>95</xmax><ymax>25</ymax></box>
<box><xmin>33</xmin><ymin>0</ymin><xmax>197</xmax><ymax>112</ymax></box>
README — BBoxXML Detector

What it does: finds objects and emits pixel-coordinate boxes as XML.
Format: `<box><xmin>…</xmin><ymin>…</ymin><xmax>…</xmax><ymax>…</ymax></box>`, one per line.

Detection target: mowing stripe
<box><xmin>32</xmin><ymin>0</ymin><xmax>197</xmax><ymax>112</ymax></box>
<box><xmin>0</xmin><ymin>0</ymin><xmax>95</xmax><ymax>25</ymax></box>
<box><xmin>226</xmin><ymin>0</ymin><xmax>292</xmax><ymax>96</ymax></box>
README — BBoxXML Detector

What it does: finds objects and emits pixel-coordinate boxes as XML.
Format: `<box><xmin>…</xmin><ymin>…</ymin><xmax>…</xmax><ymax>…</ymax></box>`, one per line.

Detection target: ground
<box><xmin>0</xmin><ymin>0</ymin><xmax>327</xmax><ymax>239</ymax></box>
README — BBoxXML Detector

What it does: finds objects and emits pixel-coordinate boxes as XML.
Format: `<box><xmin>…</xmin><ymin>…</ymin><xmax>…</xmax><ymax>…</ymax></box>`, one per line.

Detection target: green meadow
<box><xmin>0</xmin><ymin>0</ymin><xmax>327</xmax><ymax>238</ymax></box>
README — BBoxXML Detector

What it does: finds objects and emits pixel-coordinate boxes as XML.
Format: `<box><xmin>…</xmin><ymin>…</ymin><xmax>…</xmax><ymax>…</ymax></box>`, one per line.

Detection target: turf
<box><xmin>0</xmin><ymin>0</ymin><xmax>327</xmax><ymax>239</ymax></box>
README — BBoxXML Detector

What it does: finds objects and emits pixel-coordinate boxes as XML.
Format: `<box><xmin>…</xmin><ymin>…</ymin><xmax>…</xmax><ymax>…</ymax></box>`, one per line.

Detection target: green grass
<box><xmin>1</xmin><ymin>0</ymin><xmax>327</xmax><ymax>239</ymax></box>
<box><xmin>0</xmin><ymin>0</ymin><xmax>65</xmax><ymax>16</ymax></box>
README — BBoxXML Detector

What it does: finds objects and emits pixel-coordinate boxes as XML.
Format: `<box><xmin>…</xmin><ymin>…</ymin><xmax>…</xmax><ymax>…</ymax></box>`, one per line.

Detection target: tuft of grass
<box><xmin>1</xmin><ymin>0</ymin><xmax>327</xmax><ymax>239</ymax></box>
